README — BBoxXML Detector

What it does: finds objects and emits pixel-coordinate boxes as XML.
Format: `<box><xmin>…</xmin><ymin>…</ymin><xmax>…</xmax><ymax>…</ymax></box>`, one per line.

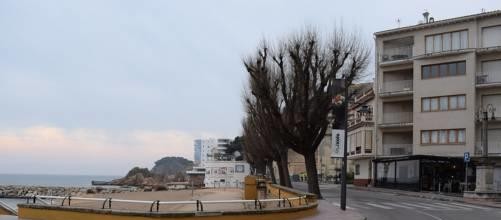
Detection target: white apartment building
<box><xmin>191</xmin><ymin>138</ymin><xmax>250</xmax><ymax>187</ymax></box>
<box><xmin>373</xmin><ymin>11</ymin><xmax>501</xmax><ymax>197</ymax></box>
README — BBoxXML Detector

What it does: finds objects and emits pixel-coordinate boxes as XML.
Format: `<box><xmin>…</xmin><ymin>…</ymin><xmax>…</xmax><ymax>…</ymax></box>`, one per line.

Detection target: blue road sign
<box><xmin>464</xmin><ymin>152</ymin><xmax>470</xmax><ymax>163</ymax></box>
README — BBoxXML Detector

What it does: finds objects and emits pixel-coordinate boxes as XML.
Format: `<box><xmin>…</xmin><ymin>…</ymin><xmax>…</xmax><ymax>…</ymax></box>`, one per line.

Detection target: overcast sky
<box><xmin>1</xmin><ymin>0</ymin><xmax>500</xmax><ymax>175</ymax></box>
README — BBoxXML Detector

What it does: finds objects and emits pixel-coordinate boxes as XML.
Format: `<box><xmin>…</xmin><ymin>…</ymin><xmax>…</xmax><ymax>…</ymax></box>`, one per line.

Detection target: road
<box><xmin>293</xmin><ymin>182</ymin><xmax>501</xmax><ymax>220</ymax></box>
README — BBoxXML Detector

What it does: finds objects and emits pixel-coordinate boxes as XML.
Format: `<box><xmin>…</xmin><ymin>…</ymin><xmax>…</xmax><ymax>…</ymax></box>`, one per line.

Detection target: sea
<box><xmin>0</xmin><ymin>174</ymin><xmax>120</xmax><ymax>187</ymax></box>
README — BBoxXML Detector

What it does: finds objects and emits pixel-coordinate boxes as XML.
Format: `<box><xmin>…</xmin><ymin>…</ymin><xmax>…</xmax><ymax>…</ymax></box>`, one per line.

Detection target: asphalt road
<box><xmin>293</xmin><ymin>182</ymin><xmax>501</xmax><ymax>220</ymax></box>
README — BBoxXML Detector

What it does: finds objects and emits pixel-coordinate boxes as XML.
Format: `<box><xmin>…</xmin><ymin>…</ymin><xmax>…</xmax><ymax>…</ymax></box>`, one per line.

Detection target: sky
<box><xmin>1</xmin><ymin>0</ymin><xmax>500</xmax><ymax>176</ymax></box>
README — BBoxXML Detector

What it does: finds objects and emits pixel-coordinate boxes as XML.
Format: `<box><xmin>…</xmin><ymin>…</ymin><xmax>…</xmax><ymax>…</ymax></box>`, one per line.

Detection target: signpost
<box><xmin>331</xmin><ymin>129</ymin><xmax>345</xmax><ymax>158</ymax></box>
<box><xmin>464</xmin><ymin>152</ymin><xmax>470</xmax><ymax>192</ymax></box>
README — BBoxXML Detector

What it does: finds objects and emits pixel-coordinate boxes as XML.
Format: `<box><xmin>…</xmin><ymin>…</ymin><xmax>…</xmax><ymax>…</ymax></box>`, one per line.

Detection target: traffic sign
<box><xmin>464</xmin><ymin>152</ymin><xmax>470</xmax><ymax>163</ymax></box>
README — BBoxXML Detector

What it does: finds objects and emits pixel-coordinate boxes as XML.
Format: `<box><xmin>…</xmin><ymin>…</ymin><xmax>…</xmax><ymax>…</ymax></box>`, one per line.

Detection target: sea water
<box><xmin>0</xmin><ymin>173</ymin><xmax>119</xmax><ymax>187</ymax></box>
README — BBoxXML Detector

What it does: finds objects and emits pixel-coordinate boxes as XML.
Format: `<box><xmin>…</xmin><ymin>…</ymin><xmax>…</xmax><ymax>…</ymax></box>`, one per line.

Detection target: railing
<box><xmin>348</xmin><ymin>114</ymin><xmax>373</xmax><ymax>127</ymax></box>
<box><xmin>381</xmin><ymin>80</ymin><xmax>413</xmax><ymax>94</ymax></box>
<box><xmin>381</xmin><ymin>45</ymin><xmax>413</xmax><ymax>62</ymax></box>
<box><xmin>383</xmin><ymin>144</ymin><xmax>413</xmax><ymax>156</ymax></box>
<box><xmin>24</xmin><ymin>195</ymin><xmax>309</xmax><ymax>212</ymax></box>
<box><xmin>381</xmin><ymin>112</ymin><xmax>413</xmax><ymax>124</ymax></box>
<box><xmin>476</xmin><ymin>73</ymin><xmax>501</xmax><ymax>85</ymax></box>
<box><xmin>475</xmin><ymin>141</ymin><xmax>501</xmax><ymax>155</ymax></box>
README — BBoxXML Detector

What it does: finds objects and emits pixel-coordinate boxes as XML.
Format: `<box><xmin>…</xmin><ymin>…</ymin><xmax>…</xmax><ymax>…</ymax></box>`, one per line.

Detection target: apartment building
<box><xmin>373</xmin><ymin>11</ymin><xmax>501</xmax><ymax>197</ymax></box>
<box><xmin>347</xmin><ymin>83</ymin><xmax>375</xmax><ymax>186</ymax></box>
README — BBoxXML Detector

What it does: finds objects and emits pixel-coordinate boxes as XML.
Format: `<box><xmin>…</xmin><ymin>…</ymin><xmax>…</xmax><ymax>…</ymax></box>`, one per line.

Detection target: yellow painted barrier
<box><xmin>18</xmin><ymin>204</ymin><xmax>317</xmax><ymax>220</ymax></box>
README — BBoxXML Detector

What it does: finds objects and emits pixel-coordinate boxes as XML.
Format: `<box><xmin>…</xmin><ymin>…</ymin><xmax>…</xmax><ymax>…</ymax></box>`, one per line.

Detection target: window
<box><xmin>483</xmin><ymin>25</ymin><xmax>501</xmax><ymax>47</ymax></box>
<box><xmin>431</xmin><ymin>131</ymin><xmax>439</xmax><ymax>144</ymax></box>
<box><xmin>421</xmin><ymin>131</ymin><xmax>430</xmax><ymax>144</ymax></box>
<box><xmin>460</xmin><ymin>31</ymin><xmax>468</xmax><ymax>48</ymax></box>
<box><xmin>421</xmin><ymin>129</ymin><xmax>466</xmax><ymax>145</ymax></box>
<box><xmin>426</xmin><ymin>36</ymin><xmax>434</xmax><ymax>54</ymax></box>
<box><xmin>449</xmin><ymin>130</ymin><xmax>457</xmax><ymax>143</ymax></box>
<box><xmin>426</xmin><ymin>30</ymin><xmax>468</xmax><ymax>53</ymax></box>
<box><xmin>442</xmin><ymin>33</ymin><xmax>451</xmax><ymax>51</ymax></box>
<box><xmin>422</xmin><ymin>95</ymin><xmax>466</xmax><ymax>112</ymax></box>
<box><xmin>439</xmin><ymin>64</ymin><xmax>448</xmax><ymax>77</ymax></box>
<box><xmin>439</xmin><ymin>97</ymin><xmax>448</xmax><ymax>111</ymax></box>
<box><xmin>458</xmin><ymin>95</ymin><xmax>466</xmax><ymax>109</ymax></box>
<box><xmin>449</xmin><ymin>96</ymin><xmax>458</xmax><ymax>110</ymax></box>
<box><xmin>433</xmin><ymin>35</ymin><xmax>442</xmax><ymax>53</ymax></box>
<box><xmin>355</xmin><ymin>164</ymin><xmax>360</xmax><ymax>175</ymax></box>
<box><xmin>452</xmin><ymin>32</ymin><xmax>461</xmax><ymax>50</ymax></box>
<box><xmin>422</xmin><ymin>98</ymin><xmax>430</xmax><ymax>112</ymax></box>
<box><xmin>431</xmin><ymin>65</ymin><xmax>439</xmax><ymax>78</ymax></box>
<box><xmin>458</xmin><ymin>130</ymin><xmax>465</xmax><ymax>143</ymax></box>
<box><xmin>439</xmin><ymin>130</ymin><xmax>447</xmax><ymax>144</ymax></box>
<box><xmin>422</xmin><ymin>66</ymin><xmax>431</xmax><ymax>79</ymax></box>
<box><xmin>422</xmin><ymin>61</ymin><xmax>466</xmax><ymax>79</ymax></box>
<box><xmin>430</xmin><ymin>97</ymin><xmax>439</xmax><ymax>111</ymax></box>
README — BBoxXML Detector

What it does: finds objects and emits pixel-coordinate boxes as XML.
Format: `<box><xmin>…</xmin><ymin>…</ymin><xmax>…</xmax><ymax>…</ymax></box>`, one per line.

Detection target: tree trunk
<box><xmin>276</xmin><ymin>159</ymin><xmax>286</xmax><ymax>186</ymax></box>
<box><xmin>304</xmin><ymin>152</ymin><xmax>322</xmax><ymax>198</ymax></box>
<box><xmin>267</xmin><ymin>160</ymin><xmax>277</xmax><ymax>184</ymax></box>
<box><xmin>279</xmin><ymin>150</ymin><xmax>292</xmax><ymax>188</ymax></box>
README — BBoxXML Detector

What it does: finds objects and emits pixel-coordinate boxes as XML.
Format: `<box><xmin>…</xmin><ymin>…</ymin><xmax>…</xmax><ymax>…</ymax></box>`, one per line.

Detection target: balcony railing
<box><xmin>381</xmin><ymin>112</ymin><xmax>413</xmax><ymax>124</ymax></box>
<box><xmin>476</xmin><ymin>73</ymin><xmax>501</xmax><ymax>85</ymax></box>
<box><xmin>380</xmin><ymin>80</ymin><xmax>413</xmax><ymax>94</ymax></box>
<box><xmin>475</xmin><ymin>141</ymin><xmax>501</xmax><ymax>155</ymax></box>
<box><xmin>383</xmin><ymin>144</ymin><xmax>412</xmax><ymax>156</ymax></box>
<box><xmin>381</xmin><ymin>46</ymin><xmax>413</xmax><ymax>62</ymax></box>
<box><xmin>348</xmin><ymin>114</ymin><xmax>373</xmax><ymax>127</ymax></box>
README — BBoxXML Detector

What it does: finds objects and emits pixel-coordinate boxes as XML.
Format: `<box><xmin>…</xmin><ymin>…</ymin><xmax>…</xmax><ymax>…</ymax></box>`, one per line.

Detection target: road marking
<box><xmin>432</xmin><ymin>202</ymin><xmax>471</xmax><ymax>210</ymax></box>
<box><xmin>331</xmin><ymin>202</ymin><xmax>355</xmax><ymax>210</ymax></box>
<box><xmin>349</xmin><ymin>203</ymin><xmax>372</xmax><ymax>209</ymax></box>
<box><xmin>450</xmin><ymin>202</ymin><xmax>491</xmax><ymax>210</ymax></box>
<box><xmin>400</xmin><ymin>202</ymin><xmax>436</xmax><ymax>210</ymax></box>
<box><xmin>414</xmin><ymin>209</ymin><xmax>444</xmax><ymax>220</ymax></box>
<box><xmin>382</xmin><ymin>202</ymin><xmax>414</xmax><ymax>209</ymax></box>
<box><xmin>365</xmin><ymin>202</ymin><xmax>393</xmax><ymax>209</ymax></box>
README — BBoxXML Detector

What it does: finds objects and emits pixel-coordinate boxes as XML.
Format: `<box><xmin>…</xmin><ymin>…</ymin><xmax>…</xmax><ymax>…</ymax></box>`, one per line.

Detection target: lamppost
<box><xmin>341</xmin><ymin>75</ymin><xmax>349</xmax><ymax>211</ymax></box>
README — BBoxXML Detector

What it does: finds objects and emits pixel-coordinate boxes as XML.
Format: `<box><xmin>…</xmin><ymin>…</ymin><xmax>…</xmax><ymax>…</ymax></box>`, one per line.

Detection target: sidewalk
<box><xmin>348</xmin><ymin>185</ymin><xmax>501</xmax><ymax>209</ymax></box>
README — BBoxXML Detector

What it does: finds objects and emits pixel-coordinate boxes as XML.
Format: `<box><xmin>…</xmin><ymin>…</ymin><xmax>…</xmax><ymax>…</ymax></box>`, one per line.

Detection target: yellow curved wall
<box><xmin>19</xmin><ymin>207</ymin><xmax>317</xmax><ymax>220</ymax></box>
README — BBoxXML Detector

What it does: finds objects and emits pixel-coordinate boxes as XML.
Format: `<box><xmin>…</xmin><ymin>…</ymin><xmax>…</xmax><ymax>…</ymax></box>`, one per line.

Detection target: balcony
<box><xmin>348</xmin><ymin>114</ymin><xmax>373</xmax><ymax>129</ymax></box>
<box><xmin>381</xmin><ymin>37</ymin><xmax>414</xmax><ymax>65</ymax></box>
<box><xmin>379</xmin><ymin>80</ymin><xmax>413</xmax><ymax>97</ymax></box>
<box><xmin>383</xmin><ymin>144</ymin><xmax>413</xmax><ymax>156</ymax></box>
<box><xmin>381</xmin><ymin>46</ymin><xmax>413</xmax><ymax>62</ymax></box>
<box><xmin>476</xmin><ymin>72</ymin><xmax>501</xmax><ymax>87</ymax></box>
<box><xmin>379</xmin><ymin>112</ymin><xmax>413</xmax><ymax>128</ymax></box>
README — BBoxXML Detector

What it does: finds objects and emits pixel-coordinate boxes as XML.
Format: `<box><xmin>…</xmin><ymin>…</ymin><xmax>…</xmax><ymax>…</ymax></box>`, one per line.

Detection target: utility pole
<box><xmin>340</xmin><ymin>77</ymin><xmax>348</xmax><ymax>211</ymax></box>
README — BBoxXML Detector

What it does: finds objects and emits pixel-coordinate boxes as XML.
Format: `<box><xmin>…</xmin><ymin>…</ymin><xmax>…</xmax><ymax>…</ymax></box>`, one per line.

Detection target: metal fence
<box><xmin>25</xmin><ymin>195</ymin><xmax>309</xmax><ymax>212</ymax></box>
<box><xmin>381</xmin><ymin>112</ymin><xmax>413</xmax><ymax>124</ymax></box>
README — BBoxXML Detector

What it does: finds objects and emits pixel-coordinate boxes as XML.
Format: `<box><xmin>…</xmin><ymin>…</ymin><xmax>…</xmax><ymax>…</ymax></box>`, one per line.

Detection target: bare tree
<box><xmin>243</xmin><ymin>28</ymin><xmax>370</xmax><ymax>197</ymax></box>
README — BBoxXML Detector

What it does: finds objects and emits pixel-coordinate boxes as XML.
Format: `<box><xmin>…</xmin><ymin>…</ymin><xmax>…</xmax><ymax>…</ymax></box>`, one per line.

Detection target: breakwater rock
<box><xmin>0</xmin><ymin>185</ymin><xmax>139</xmax><ymax>198</ymax></box>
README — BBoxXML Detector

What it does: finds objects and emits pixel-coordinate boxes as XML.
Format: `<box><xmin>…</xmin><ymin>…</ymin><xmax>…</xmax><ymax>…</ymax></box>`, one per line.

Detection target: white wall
<box><xmin>203</xmin><ymin>161</ymin><xmax>250</xmax><ymax>187</ymax></box>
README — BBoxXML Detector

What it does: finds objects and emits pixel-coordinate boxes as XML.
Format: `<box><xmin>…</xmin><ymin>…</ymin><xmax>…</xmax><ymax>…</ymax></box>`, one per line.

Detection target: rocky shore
<box><xmin>0</xmin><ymin>185</ymin><xmax>139</xmax><ymax>198</ymax></box>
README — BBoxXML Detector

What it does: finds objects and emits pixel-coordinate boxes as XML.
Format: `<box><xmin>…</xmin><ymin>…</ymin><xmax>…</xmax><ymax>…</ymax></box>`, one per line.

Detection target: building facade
<box><xmin>191</xmin><ymin>138</ymin><xmax>250</xmax><ymax>187</ymax></box>
<box><xmin>374</xmin><ymin>11</ymin><xmax>501</xmax><ymax>196</ymax></box>
<box><xmin>194</xmin><ymin>139</ymin><xmax>202</xmax><ymax>165</ymax></box>
<box><xmin>347</xmin><ymin>84</ymin><xmax>376</xmax><ymax>186</ymax></box>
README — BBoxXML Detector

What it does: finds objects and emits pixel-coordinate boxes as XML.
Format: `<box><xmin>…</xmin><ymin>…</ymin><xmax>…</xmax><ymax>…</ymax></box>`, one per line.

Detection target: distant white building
<box><xmin>190</xmin><ymin>138</ymin><xmax>250</xmax><ymax>187</ymax></box>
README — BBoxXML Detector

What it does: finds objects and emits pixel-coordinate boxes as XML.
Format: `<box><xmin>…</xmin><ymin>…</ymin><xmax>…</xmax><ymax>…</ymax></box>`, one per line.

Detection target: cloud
<box><xmin>0</xmin><ymin>126</ymin><xmax>217</xmax><ymax>175</ymax></box>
